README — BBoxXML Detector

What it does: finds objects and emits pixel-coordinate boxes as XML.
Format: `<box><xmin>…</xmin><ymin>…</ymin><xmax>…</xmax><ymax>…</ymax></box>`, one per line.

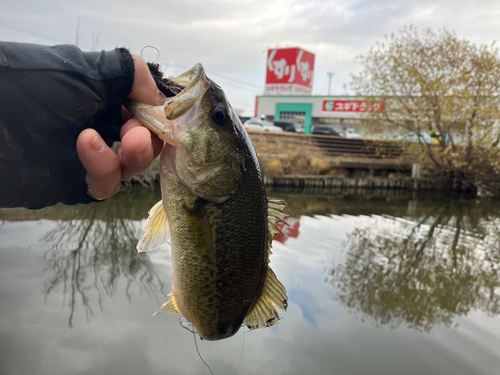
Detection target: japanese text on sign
<box><xmin>265</xmin><ymin>84</ymin><xmax>312</xmax><ymax>95</ymax></box>
<box><xmin>265</xmin><ymin>48</ymin><xmax>315</xmax><ymax>95</ymax></box>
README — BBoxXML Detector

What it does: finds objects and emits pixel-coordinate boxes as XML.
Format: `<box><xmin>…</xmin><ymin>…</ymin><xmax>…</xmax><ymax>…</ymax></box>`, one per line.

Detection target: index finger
<box><xmin>128</xmin><ymin>54</ymin><xmax>166</xmax><ymax>106</ymax></box>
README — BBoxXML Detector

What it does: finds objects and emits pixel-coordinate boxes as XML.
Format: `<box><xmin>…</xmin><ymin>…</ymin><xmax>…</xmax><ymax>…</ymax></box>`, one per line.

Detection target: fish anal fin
<box><xmin>244</xmin><ymin>266</ymin><xmax>288</xmax><ymax>330</ymax></box>
<box><xmin>153</xmin><ymin>294</ymin><xmax>181</xmax><ymax>316</ymax></box>
<box><xmin>137</xmin><ymin>200</ymin><xmax>170</xmax><ymax>253</ymax></box>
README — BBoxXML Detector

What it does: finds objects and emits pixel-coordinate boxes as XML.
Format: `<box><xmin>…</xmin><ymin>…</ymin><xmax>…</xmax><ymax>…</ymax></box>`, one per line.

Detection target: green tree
<box><xmin>350</xmin><ymin>26</ymin><xmax>500</xmax><ymax>193</ymax></box>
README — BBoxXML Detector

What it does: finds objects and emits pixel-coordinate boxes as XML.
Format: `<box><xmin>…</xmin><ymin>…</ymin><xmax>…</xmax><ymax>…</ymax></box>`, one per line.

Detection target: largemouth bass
<box><xmin>127</xmin><ymin>64</ymin><xmax>287</xmax><ymax>341</ymax></box>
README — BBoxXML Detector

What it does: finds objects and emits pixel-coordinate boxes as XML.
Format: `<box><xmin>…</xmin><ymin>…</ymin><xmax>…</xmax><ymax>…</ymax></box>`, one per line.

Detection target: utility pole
<box><xmin>327</xmin><ymin>72</ymin><xmax>335</xmax><ymax>96</ymax></box>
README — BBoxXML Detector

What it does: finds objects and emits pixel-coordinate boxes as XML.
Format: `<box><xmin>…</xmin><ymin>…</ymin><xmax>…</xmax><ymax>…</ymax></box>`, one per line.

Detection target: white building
<box><xmin>255</xmin><ymin>95</ymin><xmax>383</xmax><ymax>134</ymax></box>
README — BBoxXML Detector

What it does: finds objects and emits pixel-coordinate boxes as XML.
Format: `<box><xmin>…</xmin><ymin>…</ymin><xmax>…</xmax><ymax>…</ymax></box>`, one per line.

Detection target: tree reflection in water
<box><xmin>39</xmin><ymin>189</ymin><xmax>167</xmax><ymax>327</ymax></box>
<box><xmin>331</xmin><ymin>199</ymin><xmax>500</xmax><ymax>332</ymax></box>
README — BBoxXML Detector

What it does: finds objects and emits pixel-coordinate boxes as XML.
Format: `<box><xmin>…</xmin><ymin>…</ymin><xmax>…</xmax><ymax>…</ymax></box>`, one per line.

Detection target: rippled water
<box><xmin>1</xmin><ymin>188</ymin><xmax>500</xmax><ymax>375</ymax></box>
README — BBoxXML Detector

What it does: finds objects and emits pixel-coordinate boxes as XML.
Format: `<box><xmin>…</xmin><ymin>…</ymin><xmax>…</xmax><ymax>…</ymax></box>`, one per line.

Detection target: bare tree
<box><xmin>75</xmin><ymin>15</ymin><xmax>81</xmax><ymax>47</ymax></box>
<box><xmin>350</xmin><ymin>26</ymin><xmax>500</xmax><ymax>193</ymax></box>
<box><xmin>91</xmin><ymin>29</ymin><xmax>100</xmax><ymax>51</ymax></box>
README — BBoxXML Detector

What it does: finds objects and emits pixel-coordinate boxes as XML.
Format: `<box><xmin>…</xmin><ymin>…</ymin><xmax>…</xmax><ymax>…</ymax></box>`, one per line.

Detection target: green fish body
<box><xmin>128</xmin><ymin>64</ymin><xmax>287</xmax><ymax>341</ymax></box>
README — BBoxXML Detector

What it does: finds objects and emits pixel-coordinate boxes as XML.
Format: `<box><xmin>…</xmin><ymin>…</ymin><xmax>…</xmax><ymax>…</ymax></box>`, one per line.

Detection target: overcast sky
<box><xmin>2</xmin><ymin>0</ymin><xmax>500</xmax><ymax>115</ymax></box>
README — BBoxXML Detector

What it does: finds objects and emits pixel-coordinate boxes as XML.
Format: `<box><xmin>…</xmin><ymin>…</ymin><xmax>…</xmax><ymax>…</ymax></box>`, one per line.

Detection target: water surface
<box><xmin>1</xmin><ymin>188</ymin><xmax>500</xmax><ymax>375</ymax></box>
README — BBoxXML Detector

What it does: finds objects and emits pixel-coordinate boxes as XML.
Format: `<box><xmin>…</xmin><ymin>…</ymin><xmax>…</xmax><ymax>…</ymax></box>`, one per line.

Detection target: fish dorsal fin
<box><xmin>244</xmin><ymin>267</ymin><xmax>288</xmax><ymax>330</ymax></box>
<box><xmin>136</xmin><ymin>200</ymin><xmax>170</xmax><ymax>253</ymax></box>
<box><xmin>267</xmin><ymin>197</ymin><xmax>287</xmax><ymax>260</ymax></box>
<box><xmin>153</xmin><ymin>294</ymin><xmax>181</xmax><ymax>316</ymax></box>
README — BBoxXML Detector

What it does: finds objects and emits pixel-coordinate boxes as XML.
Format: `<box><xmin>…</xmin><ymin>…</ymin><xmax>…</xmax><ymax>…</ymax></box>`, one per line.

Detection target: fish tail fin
<box><xmin>244</xmin><ymin>267</ymin><xmax>288</xmax><ymax>330</ymax></box>
<box><xmin>137</xmin><ymin>200</ymin><xmax>170</xmax><ymax>253</ymax></box>
<box><xmin>153</xmin><ymin>294</ymin><xmax>181</xmax><ymax>316</ymax></box>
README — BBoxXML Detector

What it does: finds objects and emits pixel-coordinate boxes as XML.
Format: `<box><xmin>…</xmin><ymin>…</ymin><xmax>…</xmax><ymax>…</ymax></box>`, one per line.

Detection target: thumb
<box><xmin>128</xmin><ymin>54</ymin><xmax>167</xmax><ymax>106</ymax></box>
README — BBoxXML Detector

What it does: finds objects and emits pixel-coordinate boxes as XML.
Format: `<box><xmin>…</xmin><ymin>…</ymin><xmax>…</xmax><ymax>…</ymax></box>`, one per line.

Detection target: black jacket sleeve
<box><xmin>0</xmin><ymin>42</ymin><xmax>135</xmax><ymax>209</ymax></box>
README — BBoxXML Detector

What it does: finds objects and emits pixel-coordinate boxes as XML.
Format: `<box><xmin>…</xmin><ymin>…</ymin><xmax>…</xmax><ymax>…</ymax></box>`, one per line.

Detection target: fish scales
<box><xmin>164</xmin><ymin>147</ymin><xmax>268</xmax><ymax>339</ymax></box>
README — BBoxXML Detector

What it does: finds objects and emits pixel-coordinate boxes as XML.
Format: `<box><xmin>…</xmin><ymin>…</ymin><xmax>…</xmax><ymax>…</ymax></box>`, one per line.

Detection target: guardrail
<box><xmin>311</xmin><ymin>134</ymin><xmax>404</xmax><ymax>158</ymax></box>
<box><xmin>246</xmin><ymin>130</ymin><xmax>405</xmax><ymax>159</ymax></box>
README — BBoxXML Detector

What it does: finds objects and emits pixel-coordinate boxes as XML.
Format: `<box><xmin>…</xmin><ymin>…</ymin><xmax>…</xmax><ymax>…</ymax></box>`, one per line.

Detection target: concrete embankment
<box><xmin>130</xmin><ymin>131</ymin><xmax>449</xmax><ymax>191</ymax></box>
<box><xmin>248</xmin><ymin>131</ymin><xmax>440</xmax><ymax>191</ymax></box>
<box><xmin>264</xmin><ymin>175</ymin><xmax>441</xmax><ymax>191</ymax></box>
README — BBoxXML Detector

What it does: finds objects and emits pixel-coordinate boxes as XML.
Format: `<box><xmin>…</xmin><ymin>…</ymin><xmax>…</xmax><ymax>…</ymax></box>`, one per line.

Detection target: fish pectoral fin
<box><xmin>136</xmin><ymin>200</ymin><xmax>170</xmax><ymax>253</ymax></box>
<box><xmin>267</xmin><ymin>197</ymin><xmax>288</xmax><ymax>259</ymax></box>
<box><xmin>153</xmin><ymin>294</ymin><xmax>181</xmax><ymax>316</ymax></box>
<box><xmin>244</xmin><ymin>267</ymin><xmax>288</xmax><ymax>330</ymax></box>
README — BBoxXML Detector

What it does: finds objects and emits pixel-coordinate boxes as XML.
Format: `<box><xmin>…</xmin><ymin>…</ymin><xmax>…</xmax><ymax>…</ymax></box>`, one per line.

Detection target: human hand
<box><xmin>77</xmin><ymin>54</ymin><xmax>166</xmax><ymax>200</ymax></box>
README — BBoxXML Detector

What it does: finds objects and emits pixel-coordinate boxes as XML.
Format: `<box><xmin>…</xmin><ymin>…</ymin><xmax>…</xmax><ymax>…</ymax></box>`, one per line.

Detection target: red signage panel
<box><xmin>265</xmin><ymin>48</ymin><xmax>315</xmax><ymax>95</ymax></box>
<box><xmin>322</xmin><ymin>100</ymin><xmax>384</xmax><ymax>113</ymax></box>
<box><xmin>274</xmin><ymin>217</ymin><xmax>301</xmax><ymax>244</ymax></box>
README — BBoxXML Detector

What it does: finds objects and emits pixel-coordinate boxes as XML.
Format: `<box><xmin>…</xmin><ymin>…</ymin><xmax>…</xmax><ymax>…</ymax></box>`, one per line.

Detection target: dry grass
<box><xmin>260</xmin><ymin>151</ymin><xmax>334</xmax><ymax>176</ymax></box>
<box><xmin>264</xmin><ymin>159</ymin><xmax>285</xmax><ymax>176</ymax></box>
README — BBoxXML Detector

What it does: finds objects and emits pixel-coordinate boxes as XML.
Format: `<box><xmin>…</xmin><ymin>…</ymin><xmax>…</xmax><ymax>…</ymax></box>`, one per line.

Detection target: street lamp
<box><xmin>327</xmin><ymin>72</ymin><xmax>335</xmax><ymax>96</ymax></box>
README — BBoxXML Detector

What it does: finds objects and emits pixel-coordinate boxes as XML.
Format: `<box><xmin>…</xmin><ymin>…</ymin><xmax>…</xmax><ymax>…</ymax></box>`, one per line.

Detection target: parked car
<box><xmin>243</xmin><ymin>119</ymin><xmax>283</xmax><ymax>132</ymax></box>
<box><xmin>311</xmin><ymin>126</ymin><xmax>341</xmax><ymax>136</ymax></box>
<box><xmin>429</xmin><ymin>130</ymin><xmax>451</xmax><ymax>144</ymax></box>
<box><xmin>397</xmin><ymin>132</ymin><xmax>432</xmax><ymax>143</ymax></box>
<box><xmin>345</xmin><ymin>128</ymin><xmax>361</xmax><ymax>139</ymax></box>
<box><xmin>273</xmin><ymin>120</ymin><xmax>305</xmax><ymax>133</ymax></box>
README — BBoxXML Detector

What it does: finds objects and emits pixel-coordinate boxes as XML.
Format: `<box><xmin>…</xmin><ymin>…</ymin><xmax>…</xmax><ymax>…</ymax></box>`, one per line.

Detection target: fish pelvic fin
<box><xmin>244</xmin><ymin>267</ymin><xmax>288</xmax><ymax>330</ymax></box>
<box><xmin>153</xmin><ymin>294</ymin><xmax>181</xmax><ymax>316</ymax></box>
<box><xmin>136</xmin><ymin>200</ymin><xmax>170</xmax><ymax>253</ymax></box>
<box><xmin>267</xmin><ymin>197</ymin><xmax>288</xmax><ymax>260</ymax></box>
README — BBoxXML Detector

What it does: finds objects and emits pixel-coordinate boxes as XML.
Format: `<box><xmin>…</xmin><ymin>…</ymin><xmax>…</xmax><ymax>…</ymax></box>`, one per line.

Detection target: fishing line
<box><xmin>192</xmin><ymin>330</ymin><xmax>214</xmax><ymax>375</ymax></box>
<box><xmin>235</xmin><ymin>328</ymin><xmax>246</xmax><ymax>375</ymax></box>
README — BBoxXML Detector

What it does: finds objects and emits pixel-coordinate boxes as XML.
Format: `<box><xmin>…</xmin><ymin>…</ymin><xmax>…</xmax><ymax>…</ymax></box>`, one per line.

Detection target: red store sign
<box><xmin>265</xmin><ymin>47</ymin><xmax>315</xmax><ymax>95</ymax></box>
<box><xmin>322</xmin><ymin>100</ymin><xmax>384</xmax><ymax>113</ymax></box>
<box><xmin>274</xmin><ymin>217</ymin><xmax>301</xmax><ymax>244</ymax></box>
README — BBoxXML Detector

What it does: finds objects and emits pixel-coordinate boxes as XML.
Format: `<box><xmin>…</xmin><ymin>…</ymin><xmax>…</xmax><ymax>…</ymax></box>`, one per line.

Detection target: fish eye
<box><xmin>211</xmin><ymin>106</ymin><xmax>229</xmax><ymax>126</ymax></box>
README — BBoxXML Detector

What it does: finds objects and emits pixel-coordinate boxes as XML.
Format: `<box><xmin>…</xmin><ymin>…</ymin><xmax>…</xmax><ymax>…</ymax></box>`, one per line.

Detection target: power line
<box><xmin>159</xmin><ymin>62</ymin><xmax>264</xmax><ymax>92</ymax></box>
<box><xmin>0</xmin><ymin>22</ymin><xmax>258</xmax><ymax>109</ymax></box>
<box><xmin>0</xmin><ymin>21</ymin><xmax>91</xmax><ymax>50</ymax></box>
<box><xmin>0</xmin><ymin>23</ymin><xmax>263</xmax><ymax>93</ymax></box>
<box><xmin>230</xmin><ymin>103</ymin><xmax>254</xmax><ymax>111</ymax></box>
<box><xmin>209</xmin><ymin>71</ymin><xmax>263</xmax><ymax>90</ymax></box>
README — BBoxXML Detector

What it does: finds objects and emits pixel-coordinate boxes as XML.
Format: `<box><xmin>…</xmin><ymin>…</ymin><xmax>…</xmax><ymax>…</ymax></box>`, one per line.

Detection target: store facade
<box><xmin>255</xmin><ymin>95</ymin><xmax>383</xmax><ymax>134</ymax></box>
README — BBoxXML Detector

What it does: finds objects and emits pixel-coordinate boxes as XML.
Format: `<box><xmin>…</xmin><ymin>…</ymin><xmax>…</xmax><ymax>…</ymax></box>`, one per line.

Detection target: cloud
<box><xmin>2</xmin><ymin>0</ymin><xmax>500</xmax><ymax>111</ymax></box>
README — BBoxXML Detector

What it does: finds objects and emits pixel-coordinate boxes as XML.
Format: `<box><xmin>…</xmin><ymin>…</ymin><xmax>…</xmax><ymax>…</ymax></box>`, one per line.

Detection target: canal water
<box><xmin>1</xmin><ymin>188</ymin><xmax>500</xmax><ymax>375</ymax></box>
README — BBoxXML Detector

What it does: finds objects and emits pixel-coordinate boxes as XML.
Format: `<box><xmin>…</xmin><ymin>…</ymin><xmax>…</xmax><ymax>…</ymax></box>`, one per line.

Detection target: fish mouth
<box><xmin>163</xmin><ymin>64</ymin><xmax>209</xmax><ymax>129</ymax></box>
<box><xmin>125</xmin><ymin>64</ymin><xmax>208</xmax><ymax>145</ymax></box>
<box><xmin>168</xmin><ymin>63</ymin><xmax>204</xmax><ymax>95</ymax></box>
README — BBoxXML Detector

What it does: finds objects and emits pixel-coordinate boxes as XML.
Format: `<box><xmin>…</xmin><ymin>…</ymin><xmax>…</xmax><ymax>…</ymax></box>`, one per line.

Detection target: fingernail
<box><xmin>157</xmin><ymin>89</ymin><xmax>167</xmax><ymax>104</ymax></box>
<box><xmin>90</xmin><ymin>134</ymin><xmax>104</xmax><ymax>153</ymax></box>
<box><xmin>85</xmin><ymin>177</ymin><xmax>107</xmax><ymax>201</ymax></box>
<box><xmin>140</xmin><ymin>139</ymin><xmax>152</xmax><ymax>156</ymax></box>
